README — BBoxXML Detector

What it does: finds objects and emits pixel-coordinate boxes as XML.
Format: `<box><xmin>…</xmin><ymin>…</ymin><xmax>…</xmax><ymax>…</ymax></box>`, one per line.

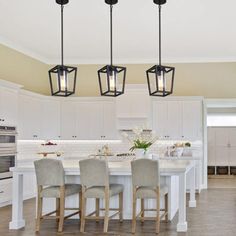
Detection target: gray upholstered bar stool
<box><xmin>79</xmin><ymin>158</ymin><xmax>124</xmax><ymax>233</ymax></box>
<box><xmin>131</xmin><ymin>159</ymin><xmax>168</xmax><ymax>234</ymax></box>
<box><xmin>34</xmin><ymin>159</ymin><xmax>82</xmax><ymax>232</ymax></box>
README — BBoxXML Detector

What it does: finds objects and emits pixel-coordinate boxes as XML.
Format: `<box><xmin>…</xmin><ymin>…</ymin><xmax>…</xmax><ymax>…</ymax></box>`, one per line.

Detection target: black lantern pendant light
<box><xmin>146</xmin><ymin>0</ymin><xmax>175</xmax><ymax>97</ymax></box>
<box><xmin>49</xmin><ymin>0</ymin><xmax>77</xmax><ymax>97</ymax></box>
<box><xmin>98</xmin><ymin>0</ymin><xmax>126</xmax><ymax>97</ymax></box>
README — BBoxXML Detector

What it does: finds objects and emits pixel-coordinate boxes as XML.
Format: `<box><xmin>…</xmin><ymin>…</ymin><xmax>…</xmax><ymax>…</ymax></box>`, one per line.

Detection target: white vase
<box><xmin>134</xmin><ymin>148</ymin><xmax>146</xmax><ymax>159</ymax></box>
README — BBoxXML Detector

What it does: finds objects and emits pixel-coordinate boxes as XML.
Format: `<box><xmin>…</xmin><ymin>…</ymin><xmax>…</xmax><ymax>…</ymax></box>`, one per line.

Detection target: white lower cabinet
<box><xmin>0</xmin><ymin>179</ymin><xmax>12</xmax><ymax>206</ymax></box>
<box><xmin>208</xmin><ymin>127</ymin><xmax>236</xmax><ymax>175</ymax></box>
<box><xmin>0</xmin><ymin>174</ymin><xmax>37</xmax><ymax>207</ymax></box>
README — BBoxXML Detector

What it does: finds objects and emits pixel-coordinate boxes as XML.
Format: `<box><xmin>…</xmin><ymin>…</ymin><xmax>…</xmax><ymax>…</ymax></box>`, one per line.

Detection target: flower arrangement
<box><xmin>122</xmin><ymin>127</ymin><xmax>158</xmax><ymax>153</ymax></box>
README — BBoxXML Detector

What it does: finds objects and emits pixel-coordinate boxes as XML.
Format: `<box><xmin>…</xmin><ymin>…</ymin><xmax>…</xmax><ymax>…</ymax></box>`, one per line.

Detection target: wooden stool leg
<box><xmin>79</xmin><ymin>192</ymin><xmax>82</xmax><ymax>220</ymax></box>
<box><xmin>80</xmin><ymin>194</ymin><xmax>86</xmax><ymax>232</ymax></box>
<box><xmin>165</xmin><ymin>193</ymin><xmax>168</xmax><ymax>222</ymax></box>
<box><xmin>35</xmin><ymin>190</ymin><xmax>43</xmax><ymax>232</ymax></box>
<box><xmin>103</xmin><ymin>189</ymin><xmax>110</xmax><ymax>233</ymax></box>
<box><xmin>132</xmin><ymin>188</ymin><xmax>137</xmax><ymax>234</ymax></box>
<box><xmin>141</xmin><ymin>198</ymin><xmax>144</xmax><ymax>223</ymax></box>
<box><xmin>56</xmin><ymin>198</ymin><xmax>60</xmax><ymax>223</ymax></box>
<box><xmin>58</xmin><ymin>187</ymin><xmax>65</xmax><ymax>233</ymax></box>
<box><xmin>156</xmin><ymin>188</ymin><xmax>160</xmax><ymax>234</ymax></box>
<box><xmin>119</xmin><ymin>192</ymin><xmax>123</xmax><ymax>223</ymax></box>
<box><xmin>95</xmin><ymin>198</ymin><xmax>100</xmax><ymax>223</ymax></box>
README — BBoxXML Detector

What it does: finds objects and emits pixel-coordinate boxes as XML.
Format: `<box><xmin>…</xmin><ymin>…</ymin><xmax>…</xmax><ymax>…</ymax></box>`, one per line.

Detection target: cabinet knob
<box><xmin>0</xmin><ymin>191</ymin><xmax>4</xmax><ymax>194</ymax></box>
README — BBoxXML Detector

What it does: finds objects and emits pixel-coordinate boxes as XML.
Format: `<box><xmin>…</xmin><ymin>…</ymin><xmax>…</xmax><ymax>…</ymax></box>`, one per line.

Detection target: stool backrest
<box><xmin>131</xmin><ymin>159</ymin><xmax>160</xmax><ymax>187</ymax></box>
<box><xmin>79</xmin><ymin>159</ymin><xmax>109</xmax><ymax>188</ymax></box>
<box><xmin>34</xmin><ymin>159</ymin><xmax>65</xmax><ymax>186</ymax></box>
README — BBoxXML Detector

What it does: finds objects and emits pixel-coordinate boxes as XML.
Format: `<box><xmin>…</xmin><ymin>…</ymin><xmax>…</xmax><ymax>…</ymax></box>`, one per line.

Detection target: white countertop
<box><xmin>12</xmin><ymin>159</ymin><xmax>195</xmax><ymax>176</ymax></box>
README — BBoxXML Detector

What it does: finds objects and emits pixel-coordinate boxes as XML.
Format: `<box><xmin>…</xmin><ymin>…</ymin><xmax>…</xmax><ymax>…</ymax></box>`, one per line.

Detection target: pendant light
<box><xmin>98</xmin><ymin>0</ymin><xmax>126</xmax><ymax>97</ymax></box>
<box><xmin>49</xmin><ymin>0</ymin><xmax>77</xmax><ymax>97</ymax></box>
<box><xmin>146</xmin><ymin>0</ymin><xmax>175</xmax><ymax>97</ymax></box>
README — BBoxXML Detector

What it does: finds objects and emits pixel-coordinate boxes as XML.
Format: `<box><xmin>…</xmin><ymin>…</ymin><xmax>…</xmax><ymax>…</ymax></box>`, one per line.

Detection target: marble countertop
<box><xmin>12</xmin><ymin>159</ymin><xmax>195</xmax><ymax>176</ymax></box>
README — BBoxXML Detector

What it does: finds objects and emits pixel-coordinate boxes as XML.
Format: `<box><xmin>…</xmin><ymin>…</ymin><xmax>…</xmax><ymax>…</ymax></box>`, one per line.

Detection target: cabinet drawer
<box><xmin>0</xmin><ymin>180</ymin><xmax>12</xmax><ymax>203</ymax></box>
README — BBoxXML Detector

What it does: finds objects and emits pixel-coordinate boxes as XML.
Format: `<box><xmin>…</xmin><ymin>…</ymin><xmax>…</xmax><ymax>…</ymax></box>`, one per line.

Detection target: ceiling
<box><xmin>0</xmin><ymin>0</ymin><xmax>236</xmax><ymax>64</ymax></box>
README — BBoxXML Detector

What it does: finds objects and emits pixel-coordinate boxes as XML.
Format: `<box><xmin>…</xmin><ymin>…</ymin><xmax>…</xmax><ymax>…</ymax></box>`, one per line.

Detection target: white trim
<box><xmin>205</xmin><ymin>98</ymin><xmax>236</xmax><ymax>108</ymax></box>
<box><xmin>1</xmin><ymin>38</ymin><xmax>236</xmax><ymax>65</ymax></box>
<box><xmin>0</xmin><ymin>79</ymin><xmax>23</xmax><ymax>90</ymax></box>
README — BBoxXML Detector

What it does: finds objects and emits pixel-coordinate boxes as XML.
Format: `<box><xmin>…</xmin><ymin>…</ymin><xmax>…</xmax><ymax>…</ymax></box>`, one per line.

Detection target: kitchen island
<box><xmin>9</xmin><ymin>159</ymin><xmax>196</xmax><ymax>232</ymax></box>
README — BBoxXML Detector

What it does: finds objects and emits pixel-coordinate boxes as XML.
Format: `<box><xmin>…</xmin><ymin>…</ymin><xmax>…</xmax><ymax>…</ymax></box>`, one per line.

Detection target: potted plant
<box><xmin>122</xmin><ymin>127</ymin><xmax>158</xmax><ymax>158</ymax></box>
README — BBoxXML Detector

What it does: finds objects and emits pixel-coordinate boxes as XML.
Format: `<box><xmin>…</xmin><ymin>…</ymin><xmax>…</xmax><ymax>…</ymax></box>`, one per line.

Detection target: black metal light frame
<box><xmin>49</xmin><ymin>0</ymin><xmax>77</xmax><ymax>97</ymax></box>
<box><xmin>98</xmin><ymin>0</ymin><xmax>126</xmax><ymax>97</ymax></box>
<box><xmin>146</xmin><ymin>0</ymin><xmax>175</xmax><ymax>97</ymax></box>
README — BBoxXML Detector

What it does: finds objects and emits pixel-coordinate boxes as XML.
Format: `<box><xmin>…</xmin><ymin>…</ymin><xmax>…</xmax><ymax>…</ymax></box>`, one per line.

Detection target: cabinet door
<box><xmin>182</xmin><ymin>101</ymin><xmax>202</xmax><ymax>140</ymax></box>
<box><xmin>60</xmin><ymin>101</ymin><xmax>77</xmax><ymax>140</ymax></box>
<box><xmin>208</xmin><ymin>146</ymin><xmax>216</xmax><ymax>166</ymax></box>
<box><xmin>215</xmin><ymin>147</ymin><xmax>229</xmax><ymax>166</ymax></box>
<box><xmin>0</xmin><ymin>88</ymin><xmax>18</xmax><ymax>126</ymax></box>
<box><xmin>18</xmin><ymin>94</ymin><xmax>42</xmax><ymax>140</ymax></box>
<box><xmin>228</xmin><ymin>128</ymin><xmax>236</xmax><ymax>147</ymax></box>
<box><xmin>215</xmin><ymin>128</ymin><xmax>229</xmax><ymax>147</ymax></box>
<box><xmin>167</xmin><ymin>101</ymin><xmax>182</xmax><ymax>139</ymax></box>
<box><xmin>152</xmin><ymin>101</ymin><xmax>168</xmax><ymax>138</ymax></box>
<box><xmin>103</xmin><ymin>102</ymin><xmax>117</xmax><ymax>139</ymax></box>
<box><xmin>77</xmin><ymin>102</ymin><xmax>103</xmax><ymax>140</ymax></box>
<box><xmin>41</xmin><ymin>99</ymin><xmax>61</xmax><ymax>140</ymax></box>
<box><xmin>116</xmin><ymin>94</ymin><xmax>131</xmax><ymax>118</ymax></box>
<box><xmin>228</xmin><ymin>147</ymin><xmax>236</xmax><ymax>166</ymax></box>
<box><xmin>207</xmin><ymin>127</ymin><xmax>215</xmax><ymax>147</ymax></box>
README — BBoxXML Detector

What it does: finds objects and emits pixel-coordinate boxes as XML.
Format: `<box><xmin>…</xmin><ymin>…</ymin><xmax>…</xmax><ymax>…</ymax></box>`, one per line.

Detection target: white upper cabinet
<box><xmin>77</xmin><ymin>102</ymin><xmax>103</xmax><ymax>140</ymax></box>
<box><xmin>182</xmin><ymin>101</ymin><xmax>202</xmax><ymax>140</ymax></box>
<box><xmin>18</xmin><ymin>94</ymin><xmax>42</xmax><ymax>140</ymax></box>
<box><xmin>153</xmin><ymin>101</ymin><xmax>168</xmax><ymax>137</ymax></box>
<box><xmin>103</xmin><ymin>102</ymin><xmax>117</xmax><ymax>139</ymax></box>
<box><xmin>153</xmin><ymin>101</ymin><xmax>182</xmax><ymax>139</ymax></box>
<box><xmin>167</xmin><ymin>101</ymin><xmax>182</xmax><ymax>139</ymax></box>
<box><xmin>153</xmin><ymin>98</ymin><xmax>203</xmax><ymax>140</ymax></box>
<box><xmin>60</xmin><ymin>101</ymin><xmax>77</xmax><ymax>140</ymax></box>
<box><xmin>0</xmin><ymin>87</ymin><xmax>18</xmax><ymax>126</ymax></box>
<box><xmin>41</xmin><ymin>99</ymin><xmax>61</xmax><ymax>140</ymax></box>
<box><xmin>61</xmin><ymin>100</ymin><xmax>117</xmax><ymax>140</ymax></box>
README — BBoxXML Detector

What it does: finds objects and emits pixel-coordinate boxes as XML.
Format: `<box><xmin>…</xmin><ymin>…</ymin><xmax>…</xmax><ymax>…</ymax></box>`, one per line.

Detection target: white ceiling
<box><xmin>0</xmin><ymin>0</ymin><xmax>236</xmax><ymax>64</ymax></box>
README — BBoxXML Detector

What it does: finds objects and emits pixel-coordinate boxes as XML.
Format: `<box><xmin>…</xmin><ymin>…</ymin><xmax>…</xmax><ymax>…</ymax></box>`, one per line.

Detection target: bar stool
<box><xmin>34</xmin><ymin>159</ymin><xmax>82</xmax><ymax>232</ymax></box>
<box><xmin>79</xmin><ymin>158</ymin><xmax>124</xmax><ymax>233</ymax></box>
<box><xmin>131</xmin><ymin>159</ymin><xmax>168</xmax><ymax>234</ymax></box>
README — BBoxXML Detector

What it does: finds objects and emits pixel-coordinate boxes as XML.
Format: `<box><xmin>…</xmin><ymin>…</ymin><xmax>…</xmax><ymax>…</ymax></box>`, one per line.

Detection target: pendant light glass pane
<box><xmin>98</xmin><ymin>65</ymin><xmax>126</xmax><ymax>97</ymax></box>
<box><xmin>146</xmin><ymin>65</ymin><xmax>175</xmax><ymax>97</ymax></box>
<box><xmin>49</xmin><ymin>65</ymin><xmax>77</xmax><ymax>97</ymax></box>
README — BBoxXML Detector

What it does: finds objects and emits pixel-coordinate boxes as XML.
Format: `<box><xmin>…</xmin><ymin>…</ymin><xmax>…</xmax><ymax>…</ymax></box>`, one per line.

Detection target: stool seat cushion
<box><xmin>41</xmin><ymin>184</ymin><xmax>81</xmax><ymax>198</ymax></box>
<box><xmin>84</xmin><ymin>184</ymin><xmax>124</xmax><ymax>198</ymax></box>
<box><xmin>136</xmin><ymin>185</ymin><xmax>168</xmax><ymax>199</ymax></box>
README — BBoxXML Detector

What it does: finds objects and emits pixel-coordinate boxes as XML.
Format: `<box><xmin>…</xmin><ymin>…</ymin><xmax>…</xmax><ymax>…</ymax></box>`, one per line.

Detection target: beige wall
<box><xmin>1</xmin><ymin>44</ymin><xmax>236</xmax><ymax>98</ymax></box>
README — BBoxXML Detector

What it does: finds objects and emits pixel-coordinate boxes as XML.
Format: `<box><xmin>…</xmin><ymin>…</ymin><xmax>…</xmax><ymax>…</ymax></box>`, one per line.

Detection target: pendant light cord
<box><xmin>61</xmin><ymin>4</ymin><xmax>64</xmax><ymax>67</ymax></box>
<box><xmin>110</xmin><ymin>4</ymin><xmax>113</xmax><ymax>66</ymax></box>
<box><xmin>158</xmin><ymin>4</ymin><xmax>161</xmax><ymax>66</ymax></box>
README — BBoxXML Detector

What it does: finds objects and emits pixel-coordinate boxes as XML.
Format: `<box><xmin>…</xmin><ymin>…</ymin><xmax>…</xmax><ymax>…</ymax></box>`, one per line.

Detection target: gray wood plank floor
<box><xmin>1</xmin><ymin>188</ymin><xmax>236</xmax><ymax>235</ymax></box>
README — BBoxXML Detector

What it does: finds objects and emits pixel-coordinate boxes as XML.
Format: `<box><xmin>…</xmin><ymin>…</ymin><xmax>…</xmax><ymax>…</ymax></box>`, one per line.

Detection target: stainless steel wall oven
<box><xmin>0</xmin><ymin>126</ymin><xmax>17</xmax><ymax>180</ymax></box>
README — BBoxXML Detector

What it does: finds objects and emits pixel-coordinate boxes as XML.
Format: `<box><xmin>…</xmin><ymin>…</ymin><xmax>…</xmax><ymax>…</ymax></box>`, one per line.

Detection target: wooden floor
<box><xmin>1</xmin><ymin>188</ymin><xmax>236</xmax><ymax>236</ymax></box>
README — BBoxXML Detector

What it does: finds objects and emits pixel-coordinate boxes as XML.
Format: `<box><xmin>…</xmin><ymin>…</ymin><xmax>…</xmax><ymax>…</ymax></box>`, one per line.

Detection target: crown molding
<box><xmin>1</xmin><ymin>38</ymin><xmax>236</xmax><ymax>65</ymax></box>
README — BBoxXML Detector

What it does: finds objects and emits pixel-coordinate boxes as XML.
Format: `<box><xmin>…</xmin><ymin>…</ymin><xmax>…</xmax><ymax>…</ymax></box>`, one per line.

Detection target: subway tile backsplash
<box><xmin>17</xmin><ymin>139</ymin><xmax>203</xmax><ymax>162</ymax></box>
